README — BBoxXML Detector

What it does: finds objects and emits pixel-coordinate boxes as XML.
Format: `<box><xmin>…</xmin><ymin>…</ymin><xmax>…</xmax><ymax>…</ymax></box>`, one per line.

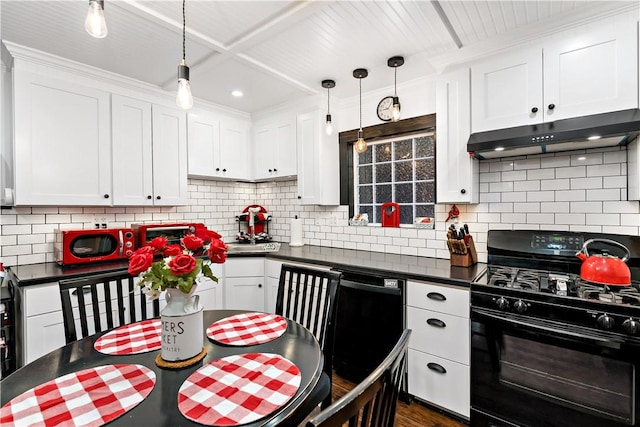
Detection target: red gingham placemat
<box><xmin>94</xmin><ymin>319</ymin><xmax>161</xmax><ymax>355</ymax></box>
<box><xmin>178</xmin><ymin>353</ymin><xmax>301</xmax><ymax>426</ymax></box>
<box><xmin>0</xmin><ymin>364</ymin><xmax>156</xmax><ymax>427</ymax></box>
<box><xmin>206</xmin><ymin>312</ymin><xmax>287</xmax><ymax>346</ymax></box>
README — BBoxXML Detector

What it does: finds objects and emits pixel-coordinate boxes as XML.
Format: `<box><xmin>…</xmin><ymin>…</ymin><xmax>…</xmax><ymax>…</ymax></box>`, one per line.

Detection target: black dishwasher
<box><xmin>331</xmin><ymin>269</ymin><xmax>405</xmax><ymax>383</ymax></box>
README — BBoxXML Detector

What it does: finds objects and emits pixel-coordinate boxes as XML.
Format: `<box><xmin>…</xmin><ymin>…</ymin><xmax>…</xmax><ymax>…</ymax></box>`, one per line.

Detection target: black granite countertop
<box><xmin>7</xmin><ymin>244</ymin><xmax>484</xmax><ymax>288</ymax></box>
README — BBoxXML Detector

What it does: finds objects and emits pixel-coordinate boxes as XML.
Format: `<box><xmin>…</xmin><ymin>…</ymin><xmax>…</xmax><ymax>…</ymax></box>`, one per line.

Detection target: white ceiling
<box><xmin>1</xmin><ymin>1</ymin><xmax>637</xmax><ymax>114</ymax></box>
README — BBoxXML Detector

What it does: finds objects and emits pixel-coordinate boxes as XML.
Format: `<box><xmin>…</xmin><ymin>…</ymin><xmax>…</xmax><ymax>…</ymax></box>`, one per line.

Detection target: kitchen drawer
<box><xmin>408</xmin><ymin>348</ymin><xmax>470</xmax><ymax>418</ymax></box>
<box><xmin>224</xmin><ymin>258</ymin><xmax>264</xmax><ymax>278</ymax></box>
<box><xmin>407</xmin><ymin>306</ymin><xmax>470</xmax><ymax>365</ymax></box>
<box><xmin>406</xmin><ymin>280</ymin><xmax>469</xmax><ymax>317</ymax></box>
<box><xmin>23</xmin><ymin>282</ymin><xmax>61</xmax><ymax>316</ymax></box>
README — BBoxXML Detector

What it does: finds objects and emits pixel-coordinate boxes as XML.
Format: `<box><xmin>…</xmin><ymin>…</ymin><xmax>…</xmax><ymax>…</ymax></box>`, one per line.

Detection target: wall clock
<box><xmin>377</xmin><ymin>96</ymin><xmax>394</xmax><ymax>122</ymax></box>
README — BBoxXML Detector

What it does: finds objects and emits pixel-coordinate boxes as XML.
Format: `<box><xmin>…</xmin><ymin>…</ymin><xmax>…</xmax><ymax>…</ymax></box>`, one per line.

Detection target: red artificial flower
<box><xmin>182</xmin><ymin>234</ymin><xmax>204</xmax><ymax>251</ymax></box>
<box><xmin>133</xmin><ymin>246</ymin><xmax>155</xmax><ymax>256</ymax></box>
<box><xmin>208</xmin><ymin>239</ymin><xmax>228</xmax><ymax>264</ymax></box>
<box><xmin>149</xmin><ymin>236</ymin><xmax>168</xmax><ymax>251</ymax></box>
<box><xmin>128</xmin><ymin>252</ymin><xmax>153</xmax><ymax>275</ymax></box>
<box><xmin>167</xmin><ymin>253</ymin><xmax>197</xmax><ymax>276</ymax></box>
<box><xmin>195</xmin><ymin>228</ymin><xmax>222</xmax><ymax>243</ymax></box>
<box><xmin>163</xmin><ymin>244</ymin><xmax>182</xmax><ymax>257</ymax></box>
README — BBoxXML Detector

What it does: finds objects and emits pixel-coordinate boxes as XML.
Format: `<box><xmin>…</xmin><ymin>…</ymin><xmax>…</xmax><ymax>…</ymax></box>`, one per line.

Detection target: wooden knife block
<box><xmin>449</xmin><ymin>236</ymin><xmax>478</xmax><ymax>267</ymax></box>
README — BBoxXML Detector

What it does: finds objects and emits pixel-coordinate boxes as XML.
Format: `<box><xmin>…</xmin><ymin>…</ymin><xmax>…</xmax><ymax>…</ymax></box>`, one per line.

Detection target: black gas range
<box><xmin>470</xmin><ymin>230</ymin><xmax>640</xmax><ymax>427</ymax></box>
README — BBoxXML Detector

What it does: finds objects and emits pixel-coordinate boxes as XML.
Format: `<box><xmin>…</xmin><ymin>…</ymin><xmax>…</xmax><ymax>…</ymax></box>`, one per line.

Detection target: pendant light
<box><xmin>85</xmin><ymin>0</ymin><xmax>107</xmax><ymax>38</ymax></box>
<box><xmin>388</xmin><ymin>56</ymin><xmax>404</xmax><ymax>122</ymax></box>
<box><xmin>322</xmin><ymin>79</ymin><xmax>335</xmax><ymax>136</ymax></box>
<box><xmin>353</xmin><ymin>68</ymin><xmax>368</xmax><ymax>154</ymax></box>
<box><xmin>176</xmin><ymin>0</ymin><xmax>193</xmax><ymax>110</ymax></box>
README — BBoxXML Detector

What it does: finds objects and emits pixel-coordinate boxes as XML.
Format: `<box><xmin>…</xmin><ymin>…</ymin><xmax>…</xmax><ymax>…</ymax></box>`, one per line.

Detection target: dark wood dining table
<box><xmin>0</xmin><ymin>309</ymin><xmax>324</xmax><ymax>427</ymax></box>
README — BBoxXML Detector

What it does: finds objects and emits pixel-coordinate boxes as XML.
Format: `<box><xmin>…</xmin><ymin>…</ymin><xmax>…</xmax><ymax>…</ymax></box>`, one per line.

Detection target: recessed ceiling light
<box><xmin>231</xmin><ymin>90</ymin><xmax>243</xmax><ymax>97</ymax></box>
<box><xmin>587</xmin><ymin>135</ymin><xmax>601</xmax><ymax>140</ymax></box>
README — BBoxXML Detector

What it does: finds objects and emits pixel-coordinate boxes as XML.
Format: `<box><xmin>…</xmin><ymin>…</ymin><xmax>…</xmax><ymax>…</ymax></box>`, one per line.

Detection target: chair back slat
<box><xmin>58</xmin><ymin>271</ymin><xmax>161</xmax><ymax>344</ymax></box>
<box><xmin>275</xmin><ymin>264</ymin><xmax>341</xmax><ymax>378</ymax></box>
<box><xmin>306</xmin><ymin>329</ymin><xmax>412</xmax><ymax>427</ymax></box>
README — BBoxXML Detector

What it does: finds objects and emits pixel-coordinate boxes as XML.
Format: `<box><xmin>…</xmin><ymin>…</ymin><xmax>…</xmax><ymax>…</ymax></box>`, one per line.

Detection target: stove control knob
<box><xmin>514</xmin><ymin>300</ymin><xmax>527</xmax><ymax>314</ymax></box>
<box><xmin>496</xmin><ymin>297</ymin><xmax>509</xmax><ymax>311</ymax></box>
<box><xmin>622</xmin><ymin>319</ymin><xmax>640</xmax><ymax>335</ymax></box>
<box><xmin>596</xmin><ymin>314</ymin><xmax>615</xmax><ymax>330</ymax></box>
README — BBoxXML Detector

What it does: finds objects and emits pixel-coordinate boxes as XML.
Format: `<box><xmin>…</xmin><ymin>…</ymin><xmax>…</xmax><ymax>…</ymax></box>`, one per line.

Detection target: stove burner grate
<box><xmin>576</xmin><ymin>280</ymin><xmax>640</xmax><ymax>306</ymax></box>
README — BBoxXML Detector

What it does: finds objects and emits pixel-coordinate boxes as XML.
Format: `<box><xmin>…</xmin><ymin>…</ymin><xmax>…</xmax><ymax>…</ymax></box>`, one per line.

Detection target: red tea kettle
<box><xmin>576</xmin><ymin>239</ymin><xmax>631</xmax><ymax>286</ymax></box>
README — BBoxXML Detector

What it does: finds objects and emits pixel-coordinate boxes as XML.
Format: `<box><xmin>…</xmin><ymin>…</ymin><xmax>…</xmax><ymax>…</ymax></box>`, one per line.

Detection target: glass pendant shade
<box><xmin>85</xmin><ymin>0</ymin><xmax>107</xmax><ymax>38</ymax></box>
<box><xmin>325</xmin><ymin>114</ymin><xmax>333</xmax><ymax>136</ymax></box>
<box><xmin>354</xmin><ymin>129</ymin><xmax>367</xmax><ymax>153</ymax></box>
<box><xmin>388</xmin><ymin>56</ymin><xmax>404</xmax><ymax>122</ymax></box>
<box><xmin>392</xmin><ymin>96</ymin><xmax>401</xmax><ymax>122</ymax></box>
<box><xmin>176</xmin><ymin>61</ymin><xmax>193</xmax><ymax>110</ymax></box>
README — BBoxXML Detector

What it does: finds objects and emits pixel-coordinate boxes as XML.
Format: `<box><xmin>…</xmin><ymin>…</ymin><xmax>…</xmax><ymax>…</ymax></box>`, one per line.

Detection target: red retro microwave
<box><xmin>132</xmin><ymin>223</ymin><xmax>205</xmax><ymax>247</ymax></box>
<box><xmin>54</xmin><ymin>228</ymin><xmax>135</xmax><ymax>266</ymax></box>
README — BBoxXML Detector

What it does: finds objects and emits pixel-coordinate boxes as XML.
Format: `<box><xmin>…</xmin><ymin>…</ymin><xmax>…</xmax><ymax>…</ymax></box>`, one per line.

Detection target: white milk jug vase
<box><xmin>160</xmin><ymin>285</ymin><xmax>203</xmax><ymax>361</ymax></box>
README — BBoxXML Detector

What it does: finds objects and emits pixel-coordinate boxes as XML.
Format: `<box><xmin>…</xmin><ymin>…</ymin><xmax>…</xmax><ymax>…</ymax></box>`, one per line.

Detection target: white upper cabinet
<box><xmin>112</xmin><ymin>95</ymin><xmax>187</xmax><ymax>206</ymax></box>
<box><xmin>150</xmin><ymin>105</ymin><xmax>188</xmax><ymax>205</ymax></box>
<box><xmin>13</xmin><ymin>70</ymin><xmax>112</xmax><ymax>205</ymax></box>
<box><xmin>472</xmin><ymin>14</ymin><xmax>638</xmax><ymax>133</ymax></box>
<box><xmin>296</xmin><ymin>109</ymin><xmax>339</xmax><ymax>206</ymax></box>
<box><xmin>187</xmin><ymin>110</ymin><xmax>251</xmax><ymax>181</ymax></box>
<box><xmin>252</xmin><ymin>114</ymin><xmax>297</xmax><ymax>181</ymax></box>
<box><xmin>436</xmin><ymin>68</ymin><xmax>478</xmax><ymax>204</ymax></box>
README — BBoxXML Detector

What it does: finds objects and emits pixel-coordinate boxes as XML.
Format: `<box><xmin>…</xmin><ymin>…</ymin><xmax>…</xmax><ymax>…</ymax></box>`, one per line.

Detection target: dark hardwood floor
<box><xmin>331</xmin><ymin>372</ymin><xmax>467</xmax><ymax>427</ymax></box>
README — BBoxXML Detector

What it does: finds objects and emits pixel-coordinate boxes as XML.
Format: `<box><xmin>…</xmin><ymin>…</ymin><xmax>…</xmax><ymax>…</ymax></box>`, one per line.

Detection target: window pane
<box><xmin>399</xmin><ymin>205</ymin><xmax>413</xmax><ymax>224</ymax></box>
<box><xmin>394</xmin><ymin>139</ymin><xmax>412</xmax><ymax>160</ymax></box>
<box><xmin>358</xmin><ymin>149</ymin><xmax>372</xmax><ymax>164</ymax></box>
<box><xmin>359</xmin><ymin>165</ymin><xmax>372</xmax><ymax>184</ymax></box>
<box><xmin>415</xmin><ymin>158</ymin><xmax>435</xmax><ymax>180</ymax></box>
<box><xmin>416</xmin><ymin>135</ymin><xmax>435</xmax><ymax>158</ymax></box>
<box><xmin>376</xmin><ymin>163</ymin><xmax>392</xmax><ymax>183</ymax></box>
<box><xmin>375</xmin><ymin>143</ymin><xmax>392</xmax><ymax>162</ymax></box>
<box><xmin>416</xmin><ymin>181</ymin><xmax>435</xmax><ymax>203</ymax></box>
<box><xmin>416</xmin><ymin>204</ymin><xmax>435</xmax><ymax>218</ymax></box>
<box><xmin>395</xmin><ymin>183</ymin><xmax>413</xmax><ymax>203</ymax></box>
<box><xmin>359</xmin><ymin>185</ymin><xmax>373</xmax><ymax>204</ymax></box>
<box><xmin>376</xmin><ymin>184</ymin><xmax>392</xmax><ymax>203</ymax></box>
<box><xmin>395</xmin><ymin>160</ymin><xmax>413</xmax><ymax>182</ymax></box>
<box><xmin>374</xmin><ymin>204</ymin><xmax>383</xmax><ymax>223</ymax></box>
<box><xmin>360</xmin><ymin>205</ymin><xmax>373</xmax><ymax>220</ymax></box>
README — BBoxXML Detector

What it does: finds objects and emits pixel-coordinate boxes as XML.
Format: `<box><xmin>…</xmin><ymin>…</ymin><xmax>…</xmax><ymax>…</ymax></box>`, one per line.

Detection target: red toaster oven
<box><xmin>54</xmin><ymin>228</ymin><xmax>135</xmax><ymax>266</ymax></box>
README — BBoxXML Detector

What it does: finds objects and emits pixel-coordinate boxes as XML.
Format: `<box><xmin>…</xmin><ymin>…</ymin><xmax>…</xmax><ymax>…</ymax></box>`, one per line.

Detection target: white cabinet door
<box><xmin>471</xmin><ymin>46</ymin><xmax>543</xmax><ymax>133</ymax></box>
<box><xmin>112</xmin><ymin>94</ymin><xmax>154</xmax><ymax>205</ymax></box>
<box><xmin>275</xmin><ymin>120</ymin><xmax>297</xmax><ymax>177</ymax></box>
<box><xmin>252</xmin><ymin>118</ymin><xmax>297</xmax><ymax>181</ymax></box>
<box><xmin>436</xmin><ymin>68</ymin><xmax>478</xmax><ymax>204</ymax></box>
<box><xmin>151</xmin><ymin>105</ymin><xmax>188</xmax><ymax>205</ymax></box>
<box><xmin>25</xmin><ymin>311</ymin><xmax>66</xmax><ymax>364</ymax></box>
<box><xmin>544</xmin><ymin>22</ymin><xmax>638</xmax><ymax>122</ymax></box>
<box><xmin>219</xmin><ymin>117</ymin><xmax>250</xmax><ymax>180</ymax></box>
<box><xmin>224</xmin><ymin>277</ymin><xmax>264</xmax><ymax>312</ymax></box>
<box><xmin>253</xmin><ymin>125</ymin><xmax>275</xmax><ymax>180</ymax></box>
<box><xmin>13</xmin><ymin>71</ymin><xmax>111</xmax><ymax>205</ymax></box>
<box><xmin>187</xmin><ymin>110</ymin><xmax>220</xmax><ymax>178</ymax></box>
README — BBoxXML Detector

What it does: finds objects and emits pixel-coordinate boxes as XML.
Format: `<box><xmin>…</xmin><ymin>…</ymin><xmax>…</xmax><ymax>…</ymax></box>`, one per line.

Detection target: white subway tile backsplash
<box><xmin>501</xmin><ymin>192</ymin><xmax>527</xmax><ymax>203</ymax></box>
<box><xmin>570</xmin><ymin>152</ymin><xmax>602</xmax><ymax>166</ymax></box>
<box><xmin>540</xmin><ymin>156</ymin><xmax>570</xmax><ymax>168</ymax></box>
<box><xmin>586</xmin><ymin>214</ymin><xmax>620</xmax><ymax>226</ymax></box>
<box><xmin>513</xmin><ymin>158</ymin><xmax>541</xmax><ymax>170</ymax></box>
<box><xmin>555</xmin><ymin>190</ymin><xmax>586</xmax><ymax>201</ymax></box>
<box><xmin>514</xmin><ymin>180</ymin><xmax>541</xmax><ymax>191</ymax></box>
<box><xmin>604</xmin><ymin>150</ymin><xmax>626</xmax><ymax>164</ymax></box>
<box><xmin>570</xmin><ymin>201</ymin><xmax>603</xmax><ymax>213</ymax></box>
<box><xmin>501</xmin><ymin>171</ymin><xmax>527</xmax><ymax>181</ymax></box>
<box><xmin>603</xmin><ymin>175</ymin><xmax>627</xmax><ymax>189</ymax></box>
<box><xmin>540</xmin><ymin>202</ymin><xmax>569</xmax><ymax>213</ymax></box>
<box><xmin>541</xmin><ymin>179</ymin><xmax>569</xmax><ymax>191</ymax></box>
<box><xmin>586</xmin><ymin>163</ymin><xmax>621</xmax><ymax>177</ymax></box>
<box><xmin>526</xmin><ymin>213</ymin><xmax>555</xmax><ymax>224</ymax></box>
<box><xmin>570</xmin><ymin>177</ymin><xmax>602</xmax><ymax>190</ymax></box>
<box><xmin>556</xmin><ymin>166</ymin><xmax>586</xmax><ymax>179</ymax></box>
<box><xmin>587</xmin><ymin>189</ymin><xmax>621</xmax><ymax>201</ymax></box>
<box><xmin>554</xmin><ymin>213</ymin><xmax>585</xmax><ymax>224</ymax></box>
<box><xmin>527</xmin><ymin>191</ymin><xmax>555</xmax><ymax>202</ymax></box>
<box><xmin>489</xmin><ymin>181</ymin><xmax>514</xmax><ymax>192</ymax></box>
<box><xmin>513</xmin><ymin>203</ymin><xmax>540</xmax><ymax>213</ymax></box>
<box><xmin>489</xmin><ymin>161</ymin><xmax>513</xmax><ymax>172</ymax></box>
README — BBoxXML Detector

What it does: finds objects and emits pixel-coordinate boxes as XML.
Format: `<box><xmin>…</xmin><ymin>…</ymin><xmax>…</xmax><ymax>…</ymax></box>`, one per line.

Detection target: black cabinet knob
<box><xmin>147</xmin><ymin>195</ymin><xmax>152</xmax><ymax>200</ymax></box>
<box><xmin>460</xmin><ymin>189</ymin><xmax>466</xmax><ymax>194</ymax></box>
<box><xmin>222</xmin><ymin>168</ymin><xmax>227</xmax><ymax>172</ymax></box>
<box><xmin>273</xmin><ymin>168</ymin><xmax>277</xmax><ymax>172</ymax></box>
<box><xmin>216</xmin><ymin>168</ymin><xmax>220</xmax><ymax>172</ymax></box>
<box><xmin>103</xmin><ymin>194</ymin><xmax>109</xmax><ymax>199</ymax></box>
<box><xmin>297</xmin><ymin>196</ymin><xmax>302</xmax><ymax>199</ymax></box>
<box><xmin>258</xmin><ymin>283</ymin><xmax>262</xmax><ymax>288</ymax></box>
<box><xmin>531</xmin><ymin>107</ymin><xmax>538</xmax><ymax>113</ymax></box>
<box><xmin>548</xmin><ymin>103</ymin><xmax>555</xmax><ymax>110</ymax></box>
<box><xmin>268</xmin><ymin>169</ymin><xmax>273</xmax><ymax>173</ymax></box>
<box><xmin>156</xmin><ymin>196</ymin><xmax>161</xmax><ymax>200</ymax></box>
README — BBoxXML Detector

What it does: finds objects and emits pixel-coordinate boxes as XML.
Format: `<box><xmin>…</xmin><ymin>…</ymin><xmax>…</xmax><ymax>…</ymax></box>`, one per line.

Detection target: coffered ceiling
<box><xmin>1</xmin><ymin>1</ymin><xmax>636</xmax><ymax>114</ymax></box>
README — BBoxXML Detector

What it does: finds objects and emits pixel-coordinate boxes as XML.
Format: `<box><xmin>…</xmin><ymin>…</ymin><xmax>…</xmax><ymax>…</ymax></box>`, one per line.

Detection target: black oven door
<box><xmin>471</xmin><ymin>307</ymin><xmax>639</xmax><ymax>427</ymax></box>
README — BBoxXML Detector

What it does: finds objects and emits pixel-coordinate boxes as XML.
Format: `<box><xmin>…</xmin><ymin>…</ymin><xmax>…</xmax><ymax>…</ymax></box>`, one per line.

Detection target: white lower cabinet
<box><xmin>406</xmin><ymin>280</ymin><xmax>470</xmax><ymax>419</ymax></box>
<box><xmin>224</xmin><ymin>258</ymin><xmax>265</xmax><ymax>311</ymax></box>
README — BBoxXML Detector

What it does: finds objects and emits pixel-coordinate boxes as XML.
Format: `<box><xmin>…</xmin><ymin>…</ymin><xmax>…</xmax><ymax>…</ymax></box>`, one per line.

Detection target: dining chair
<box><xmin>58</xmin><ymin>271</ymin><xmax>160</xmax><ymax>344</ymax></box>
<box><xmin>275</xmin><ymin>264</ymin><xmax>342</xmax><ymax>418</ymax></box>
<box><xmin>305</xmin><ymin>329</ymin><xmax>411</xmax><ymax>427</ymax></box>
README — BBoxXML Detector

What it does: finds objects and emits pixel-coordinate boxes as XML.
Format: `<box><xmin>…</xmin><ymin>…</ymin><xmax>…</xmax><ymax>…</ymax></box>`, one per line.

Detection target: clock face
<box><xmin>377</xmin><ymin>96</ymin><xmax>394</xmax><ymax>121</ymax></box>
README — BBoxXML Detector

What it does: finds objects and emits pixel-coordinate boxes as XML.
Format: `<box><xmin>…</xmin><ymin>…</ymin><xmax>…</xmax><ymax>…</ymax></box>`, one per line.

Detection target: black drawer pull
<box><xmin>427</xmin><ymin>318</ymin><xmax>446</xmax><ymax>328</ymax></box>
<box><xmin>427</xmin><ymin>362</ymin><xmax>447</xmax><ymax>374</ymax></box>
<box><xmin>427</xmin><ymin>292</ymin><xmax>446</xmax><ymax>301</ymax></box>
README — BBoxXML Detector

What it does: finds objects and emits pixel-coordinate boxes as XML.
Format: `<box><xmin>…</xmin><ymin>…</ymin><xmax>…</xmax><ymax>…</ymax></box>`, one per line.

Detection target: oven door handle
<box><xmin>473</xmin><ymin>308</ymin><xmax>621</xmax><ymax>348</ymax></box>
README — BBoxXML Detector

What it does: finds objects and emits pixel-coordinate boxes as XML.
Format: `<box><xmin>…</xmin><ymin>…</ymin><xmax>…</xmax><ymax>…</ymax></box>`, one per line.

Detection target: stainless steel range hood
<box><xmin>467</xmin><ymin>109</ymin><xmax>640</xmax><ymax>159</ymax></box>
